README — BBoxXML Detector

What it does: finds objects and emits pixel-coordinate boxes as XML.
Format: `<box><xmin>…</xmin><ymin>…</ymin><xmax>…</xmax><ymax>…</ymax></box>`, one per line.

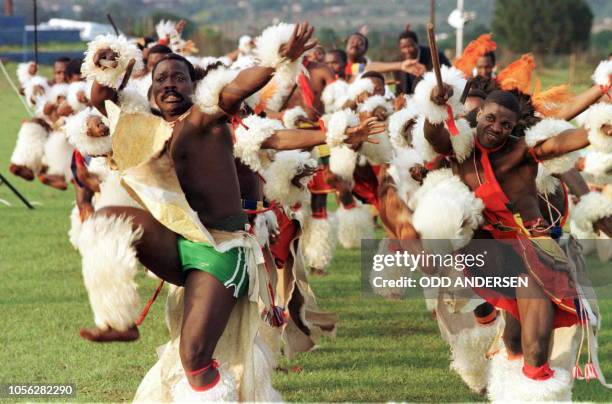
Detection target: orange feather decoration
<box><xmin>497</xmin><ymin>53</ymin><xmax>536</xmax><ymax>94</ymax></box>
<box><xmin>532</xmin><ymin>82</ymin><xmax>572</xmax><ymax>117</ymax></box>
<box><xmin>454</xmin><ymin>33</ymin><xmax>497</xmax><ymax>77</ymax></box>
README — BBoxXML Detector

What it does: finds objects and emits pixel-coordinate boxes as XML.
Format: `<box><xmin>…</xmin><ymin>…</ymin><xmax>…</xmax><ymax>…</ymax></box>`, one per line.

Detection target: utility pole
<box><xmin>455</xmin><ymin>0</ymin><xmax>464</xmax><ymax>57</ymax></box>
<box><xmin>4</xmin><ymin>0</ymin><xmax>13</xmax><ymax>16</ymax></box>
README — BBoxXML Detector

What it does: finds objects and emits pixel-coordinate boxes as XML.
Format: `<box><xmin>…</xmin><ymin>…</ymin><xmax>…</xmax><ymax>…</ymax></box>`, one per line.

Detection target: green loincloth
<box><xmin>177</xmin><ymin>236</ymin><xmax>249</xmax><ymax>298</ymax></box>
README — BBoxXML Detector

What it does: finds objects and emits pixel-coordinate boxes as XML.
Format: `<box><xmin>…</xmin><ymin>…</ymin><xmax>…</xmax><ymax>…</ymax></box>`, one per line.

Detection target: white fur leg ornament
<box><xmin>118</xmin><ymin>88</ymin><xmax>150</xmax><ymax>114</ymax></box>
<box><xmin>253</xmin><ymin>335</ymin><xmax>283</xmax><ymax>401</ymax></box>
<box><xmin>68</xmin><ymin>205</ymin><xmax>83</xmax><ymax>250</ymax></box>
<box><xmin>82</xmin><ymin>34</ymin><xmax>144</xmax><ymax>89</ymax></box>
<box><xmin>171</xmin><ymin>365</ymin><xmax>238</xmax><ymax>402</ymax></box>
<box><xmin>583</xmin><ymin>151</ymin><xmax>612</xmax><ymax>180</ymax></box>
<box><xmin>357</xmin><ymin>94</ymin><xmax>393</xmax><ymax>115</ymax></box>
<box><xmin>262</xmin><ymin>150</ymin><xmax>316</xmax><ymax>206</ymax></box>
<box><xmin>536</xmin><ymin>165</ymin><xmax>560</xmax><ymax>195</ymax></box>
<box><xmin>192</xmin><ymin>66</ymin><xmax>240</xmax><ymax>115</ymax></box>
<box><xmin>525</xmin><ymin>118</ymin><xmax>579</xmax><ymax>174</ymax></box>
<box><xmin>65</xmin><ymin>107</ymin><xmax>112</xmax><ymax>156</ymax></box>
<box><xmin>409</xmin><ymin>169</ymin><xmax>484</xmax><ymax>251</ymax></box>
<box><xmin>487</xmin><ymin>352</ymin><xmax>524</xmax><ymax>402</ymax></box>
<box><xmin>326</xmin><ymin>108</ymin><xmax>359</xmax><ymax>147</ymax></box>
<box><xmin>388</xmin><ymin>104</ymin><xmax>419</xmax><ymax>151</ymax></box>
<box><xmin>10</xmin><ymin>121</ymin><xmax>48</xmax><ymax>173</ymax></box>
<box><xmin>234</xmin><ymin>114</ymin><xmax>284</xmax><ymax>172</ymax></box>
<box><xmin>411</xmin><ymin>115</ymin><xmax>440</xmax><ymax>163</ymax></box>
<box><xmin>78</xmin><ymin>214</ymin><xmax>142</xmax><ymax>331</ymax></box>
<box><xmin>413</xmin><ymin>65</ymin><xmax>466</xmax><ymax>124</ymax></box>
<box><xmin>490</xmin><ymin>361</ymin><xmax>572</xmax><ymax>402</ymax></box>
<box><xmin>449</xmin><ymin>321</ymin><xmax>498</xmax><ymax>394</ymax></box>
<box><xmin>329</xmin><ymin>145</ymin><xmax>358</xmax><ymax>180</ymax></box>
<box><xmin>584</xmin><ymin>103</ymin><xmax>612</xmax><ymax>153</ymax></box>
<box><xmin>346</xmin><ymin>78</ymin><xmax>375</xmax><ymax>103</ymax></box>
<box><xmin>67</xmin><ymin>81</ymin><xmax>90</xmax><ymax>113</ymax></box>
<box><xmin>360</xmin><ymin>131</ymin><xmax>394</xmax><ymax>165</ymax></box>
<box><xmin>336</xmin><ymin>201</ymin><xmax>373</xmax><ymax>249</ymax></box>
<box><xmin>282</xmin><ymin>106</ymin><xmax>308</xmax><ymax>129</ymax></box>
<box><xmin>301</xmin><ymin>214</ymin><xmax>337</xmax><ymax>270</ymax></box>
<box><xmin>592</xmin><ymin>60</ymin><xmax>612</xmax><ymax>87</ymax></box>
<box><xmin>389</xmin><ymin>147</ymin><xmax>424</xmax><ymax>204</ymax></box>
<box><xmin>321</xmin><ymin>79</ymin><xmax>349</xmax><ymax>113</ymax></box>
<box><xmin>449</xmin><ymin>118</ymin><xmax>475</xmax><ymax>162</ymax></box>
<box><xmin>570</xmin><ymin>191</ymin><xmax>612</xmax><ymax>237</ymax></box>
<box><xmin>42</xmin><ymin>131</ymin><xmax>74</xmax><ymax>180</ymax></box>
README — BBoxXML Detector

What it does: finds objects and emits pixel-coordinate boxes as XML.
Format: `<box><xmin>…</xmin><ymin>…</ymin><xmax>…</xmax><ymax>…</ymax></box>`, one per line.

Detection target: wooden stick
<box><xmin>33</xmin><ymin>0</ymin><xmax>38</xmax><ymax>65</ymax></box>
<box><xmin>426</xmin><ymin>23</ymin><xmax>443</xmax><ymax>92</ymax></box>
<box><xmin>429</xmin><ymin>0</ymin><xmax>436</xmax><ymax>27</ymax></box>
<box><xmin>460</xmin><ymin>78</ymin><xmax>473</xmax><ymax>104</ymax></box>
<box><xmin>107</xmin><ymin>13</ymin><xmax>120</xmax><ymax>35</ymax></box>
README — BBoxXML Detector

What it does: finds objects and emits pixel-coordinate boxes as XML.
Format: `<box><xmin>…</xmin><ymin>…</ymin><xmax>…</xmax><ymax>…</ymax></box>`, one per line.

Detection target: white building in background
<box><xmin>36</xmin><ymin>18</ymin><xmax>122</xmax><ymax>41</ymax></box>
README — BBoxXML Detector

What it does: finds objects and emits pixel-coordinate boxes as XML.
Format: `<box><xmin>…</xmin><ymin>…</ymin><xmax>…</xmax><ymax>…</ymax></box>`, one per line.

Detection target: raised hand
<box><xmin>279</xmin><ymin>22</ymin><xmax>317</xmax><ymax>62</ymax></box>
<box><xmin>94</xmin><ymin>48</ymin><xmax>120</xmax><ymax>69</ymax></box>
<box><xmin>344</xmin><ymin>116</ymin><xmax>386</xmax><ymax>145</ymax></box>
<box><xmin>430</xmin><ymin>83</ymin><xmax>454</xmax><ymax>106</ymax></box>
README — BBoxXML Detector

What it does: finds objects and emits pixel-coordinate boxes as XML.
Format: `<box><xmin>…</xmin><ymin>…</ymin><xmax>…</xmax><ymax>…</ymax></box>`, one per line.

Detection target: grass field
<box><xmin>0</xmin><ymin>62</ymin><xmax>611</xmax><ymax>402</ymax></box>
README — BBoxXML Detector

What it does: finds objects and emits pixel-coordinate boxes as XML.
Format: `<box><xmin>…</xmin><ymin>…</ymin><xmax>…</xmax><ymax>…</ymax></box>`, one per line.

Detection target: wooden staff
<box><xmin>107</xmin><ymin>13</ymin><xmax>119</xmax><ymax>35</ymax></box>
<box><xmin>460</xmin><ymin>78</ymin><xmax>473</xmax><ymax>104</ymax></box>
<box><xmin>33</xmin><ymin>0</ymin><xmax>38</xmax><ymax>64</ymax></box>
<box><xmin>429</xmin><ymin>0</ymin><xmax>436</xmax><ymax>27</ymax></box>
<box><xmin>426</xmin><ymin>22</ymin><xmax>443</xmax><ymax>93</ymax></box>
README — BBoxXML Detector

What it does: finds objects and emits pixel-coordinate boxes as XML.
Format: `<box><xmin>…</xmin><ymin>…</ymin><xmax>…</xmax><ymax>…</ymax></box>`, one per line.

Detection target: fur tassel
<box><xmin>487</xmin><ymin>352</ymin><xmax>524</xmax><ymax>402</ymax></box>
<box><xmin>193</xmin><ymin>66</ymin><xmax>240</xmax><ymax>115</ymax></box>
<box><xmin>234</xmin><ymin>114</ymin><xmax>283</xmax><ymax>172</ymax></box>
<box><xmin>570</xmin><ymin>191</ymin><xmax>612</xmax><ymax>237</ymax></box>
<box><xmin>17</xmin><ymin>61</ymin><xmax>36</xmax><ymax>86</ymax></box>
<box><xmin>23</xmin><ymin>76</ymin><xmax>49</xmax><ymax>108</ymax></box>
<box><xmin>449</xmin><ymin>118</ymin><xmax>474</xmax><ymax>162</ymax></box>
<box><xmin>321</xmin><ymin>80</ymin><xmax>349</xmax><ymax>113</ymax></box>
<box><xmin>47</xmin><ymin>83</ymin><xmax>69</xmax><ymax>104</ymax></box>
<box><xmin>329</xmin><ymin>145</ymin><xmax>358</xmax><ymax>180</ymax></box>
<box><xmin>535</xmin><ymin>165</ymin><xmax>560</xmax><ymax>195</ymax></box>
<box><xmin>524</xmin><ymin>118</ymin><xmax>578</xmax><ymax>174</ymax></box>
<box><xmin>409</xmin><ymin>168</ymin><xmax>484</xmax><ymax>250</ymax></box>
<box><xmin>583</xmin><ymin>151</ymin><xmax>612</xmax><ymax>180</ymax></box>
<box><xmin>360</xmin><ymin>131</ymin><xmax>393</xmax><ymax>165</ymax></box>
<box><xmin>301</xmin><ymin>213</ymin><xmax>337</xmax><ymax>270</ymax></box>
<box><xmin>118</xmin><ymin>88</ymin><xmax>150</xmax><ymax>114</ymax></box>
<box><xmin>282</xmin><ymin>106</ymin><xmax>308</xmax><ymax>129</ymax></box>
<box><xmin>453</xmin><ymin>33</ymin><xmax>497</xmax><ymax>77</ymax></box>
<box><xmin>171</xmin><ymin>364</ymin><xmax>238</xmax><ymax>402</ymax></box>
<box><xmin>412</xmin><ymin>115</ymin><xmax>440</xmax><ymax>162</ymax></box>
<box><xmin>592</xmin><ymin>60</ymin><xmax>612</xmax><ymax>86</ymax></box>
<box><xmin>82</xmin><ymin>34</ymin><xmax>144</xmax><ymax>89</ymax></box>
<box><xmin>94</xmin><ymin>170</ymin><xmax>142</xmax><ymax>210</ymax></box>
<box><xmin>10</xmin><ymin>121</ymin><xmax>49</xmax><ymax>173</ymax></box>
<box><xmin>584</xmin><ymin>103</ymin><xmax>612</xmax><ymax>153</ymax></box>
<box><xmin>252</xmin><ymin>335</ymin><xmax>283</xmax><ymax>401</ymax></box>
<box><xmin>388</xmin><ymin>104</ymin><xmax>419</xmax><ymax>150</ymax></box>
<box><xmin>65</xmin><ymin>107</ymin><xmax>112</xmax><ymax>156</ymax></box>
<box><xmin>336</xmin><ymin>201</ymin><xmax>374</xmax><ymax>249</ymax></box>
<box><xmin>357</xmin><ymin>94</ymin><xmax>393</xmax><ymax>114</ymax></box>
<box><xmin>497</xmin><ymin>53</ymin><xmax>536</xmax><ymax>93</ymax></box>
<box><xmin>346</xmin><ymin>78</ymin><xmax>375</xmax><ymax>102</ymax></box>
<box><xmin>326</xmin><ymin>108</ymin><xmax>359</xmax><ymax>147</ymax></box>
<box><xmin>491</xmin><ymin>363</ymin><xmax>572</xmax><ymax>402</ymax></box>
<box><xmin>413</xmin><ymin>65</ymin><xmax>466</xmax><ymax>124</ymax></box>
<box><xmin>42</xmin><ymin>131</ymin><xmax>73</xmax><ymax>179</ymax></box>
<box><xmin>78</xmin><ymin>214</ymin><xmax>142</xmax><ymax>331</ymax></box>
<box><xmin>67</xmin><ymin>81</ymin><xmax>90</xmax><ymax>113</ymax></box>
<box><xmin>262</xmin><ymin>150</ymin><xmax>316</xmax><ymax>206</ymax></box>
<box><xmin>390</xmin><ymin>148</ymin><xmax>424</xmax><ymax>204</ymax></box>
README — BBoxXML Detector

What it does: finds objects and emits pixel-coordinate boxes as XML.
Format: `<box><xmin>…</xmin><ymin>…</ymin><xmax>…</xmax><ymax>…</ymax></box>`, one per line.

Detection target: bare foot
<box><xmin>9</xmin><ymin>164</ymin><xmax>34</xmax><ymax>181</ymax></box>
<box><xmin>79</xmin><ymin>325</ymin><xmax>139</xmax><ymax>342</ymax></box>
<box><xmin>38</xmin><ymin>173</ymin><xmax>68</xmax><ymax>190</ymax></box>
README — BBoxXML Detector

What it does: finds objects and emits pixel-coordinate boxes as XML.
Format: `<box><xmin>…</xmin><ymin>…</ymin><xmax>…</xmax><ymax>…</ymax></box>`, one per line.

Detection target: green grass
<box><xmin>0</xmin><ymin>42</ymin><xmax>86</xmax><ymax>53</ymax></box>
<box><xmin>0</xmin><ymin>62</ymin><xmax>611</xmax><ymax>402</ymax></box>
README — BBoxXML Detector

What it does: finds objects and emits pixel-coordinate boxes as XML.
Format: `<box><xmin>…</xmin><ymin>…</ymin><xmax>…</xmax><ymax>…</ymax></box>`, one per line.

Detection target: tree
<box><xmin>492</xmin><ymin>0</ymin><xmax>593</xmax><ymax>55</ymax></box>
